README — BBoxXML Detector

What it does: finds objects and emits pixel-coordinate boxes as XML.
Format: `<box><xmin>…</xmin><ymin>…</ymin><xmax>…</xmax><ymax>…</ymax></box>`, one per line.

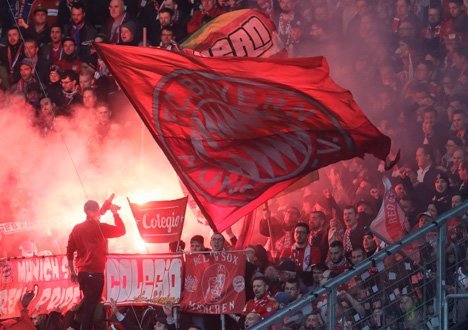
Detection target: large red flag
<box><xmin>95</xmin><ymin>44</ymin><xmax>391</xmax><ymax>232</ymax></box>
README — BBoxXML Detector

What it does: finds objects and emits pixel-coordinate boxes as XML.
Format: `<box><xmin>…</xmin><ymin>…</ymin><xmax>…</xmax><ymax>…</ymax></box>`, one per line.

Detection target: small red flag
<box><xmin>95</xmin><ymin>44</ymin><xmax>391</xmax><ymax>232</ymax></box>
<box><xmin>370</xmin><ymin>177</ymin><xmax>411</xmax><ymax>242</ymax></box>
<box><xmin>370</xmin><ymin>177</ymin><xmax>420</xmax><ymax>263</ymax></box>
<box><xmin>128</xmin><ymin>197</ymin><xmax>188</xmax><ymax>243</ymax></box>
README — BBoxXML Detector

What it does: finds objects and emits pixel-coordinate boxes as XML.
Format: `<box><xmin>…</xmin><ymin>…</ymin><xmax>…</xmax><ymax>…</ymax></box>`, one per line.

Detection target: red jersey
<box><xmin>243</xmin><ymin>294</ymin><xmax>278</xmax><ymax>318</ymax></box>
<box><xmin>49</xmin><ymin>46</ymin><xmax>63</xmax><ymax>66</ymax></box>
<box><xmin>441</xmin><ymin>19</ymin><xmax>468</xmax><ymax>44</ymax></box>
<box><xmin>288</xmin><ymin>244</ymin><xmax>322</xmax><ymax>271</ymax></box>
<box><xmin>57</xmin><ymin>58</ymin><xmax>82</xmax><ymax>73</ymax></box>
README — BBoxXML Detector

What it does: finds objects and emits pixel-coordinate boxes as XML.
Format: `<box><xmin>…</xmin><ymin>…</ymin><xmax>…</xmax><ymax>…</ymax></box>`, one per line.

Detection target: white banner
<box><xmin>106</xmin><ymin>254</ymin><xmax>183</xmax><ymax>305</ymax></box>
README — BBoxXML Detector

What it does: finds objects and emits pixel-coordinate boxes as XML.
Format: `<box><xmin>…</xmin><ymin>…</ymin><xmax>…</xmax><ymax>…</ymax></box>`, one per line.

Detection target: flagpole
<box><xmin>264</xmin><ymin>201</ymin><xmax>277</xmax><ymax>261</ymax></box>
<box><xmin>174</xmin><ymin>305</ymin><xmax>180</xmax><ymax>329</ymax></box>
<box><xmin>139</xmin><ymin>27</ymin><xmax>147</xmax><ymax>170</ymax></box>
<box><xmin>221</xmin><ymin>314</ymin><xmax>226</xmax><ymax>330</ymax></box>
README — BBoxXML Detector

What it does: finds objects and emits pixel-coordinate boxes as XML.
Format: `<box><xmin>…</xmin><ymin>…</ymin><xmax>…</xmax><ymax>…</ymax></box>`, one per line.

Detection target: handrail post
<box><xmin>442</xmin><ymin>294</ymin><xmax>468</xmax><ymax>329</ymax></box>
<box><xmin>221</xmin><ymin>314</ymin><xmax>226</xmax><ymax>330</ymax></box>
<box><xmin>328</xmin><ymin>287</ymin><xmax>337</xmax><ymax>330</ymax></box>
<box><xmin>443</xmin><ymin>297</ymin><xmax>448</xmax><ymax>330</ymax></box>
<box><xmin>436</xmin><ymin>221</ymin><xmax>447</xmax><ymax>328</ymax></box>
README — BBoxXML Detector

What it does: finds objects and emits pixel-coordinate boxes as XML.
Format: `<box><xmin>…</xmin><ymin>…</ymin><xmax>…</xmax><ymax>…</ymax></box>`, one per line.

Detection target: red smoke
<box><xmin>0</xmin><ymin>96</ymin><xmax>211</xmax><ymax>257</ymax></box>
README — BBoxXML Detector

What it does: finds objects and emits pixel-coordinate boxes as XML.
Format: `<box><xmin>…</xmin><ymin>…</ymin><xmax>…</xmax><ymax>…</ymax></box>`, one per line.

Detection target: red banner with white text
<box><xmin>106</xmin><ymin>254</ymin><xmax>183</xmax><ymax>305</ymax></box>
<box><xmin>128</xmin><ymin>197</ymin><xmax>188</xmax><ymax>243</ymax></box>
<box><xmin>180</xmin><ymin>251</ymin><xmax>246</xmax><ymax>314</ymax></box>
<box><xmin>0</xmin><ymin>255</ymin><xmax>80</xmax><ymax>319</ymax></box>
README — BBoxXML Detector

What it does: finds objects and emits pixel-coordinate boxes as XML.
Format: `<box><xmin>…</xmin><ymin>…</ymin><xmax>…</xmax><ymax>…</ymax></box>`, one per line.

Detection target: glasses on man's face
<box><xmin>61</xmin><ymin>79</ymin><xmax>72</xmax><ymax>85</ymax></box>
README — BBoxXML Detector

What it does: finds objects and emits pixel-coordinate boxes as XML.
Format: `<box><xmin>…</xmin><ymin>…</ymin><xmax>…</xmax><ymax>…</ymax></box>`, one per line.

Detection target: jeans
<box><xmin>78</xmin><ymin>272</ymin><xmax>104</xmax><ymax>330</ymax></box>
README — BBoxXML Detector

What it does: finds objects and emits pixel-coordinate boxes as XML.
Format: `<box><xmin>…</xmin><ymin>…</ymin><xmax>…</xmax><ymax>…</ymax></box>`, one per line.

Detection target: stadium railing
<box><xmin>250</xmin><ymin>201</ymin><xmax>468</xmax><ymax>330</ymax></box>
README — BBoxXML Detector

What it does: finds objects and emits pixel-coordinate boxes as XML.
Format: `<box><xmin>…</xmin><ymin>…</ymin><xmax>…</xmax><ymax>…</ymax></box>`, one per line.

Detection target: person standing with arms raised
<box><xmin>67</xmin><ymin>197</ymin><xmax>126</xmax><ymax>330</ymax></box>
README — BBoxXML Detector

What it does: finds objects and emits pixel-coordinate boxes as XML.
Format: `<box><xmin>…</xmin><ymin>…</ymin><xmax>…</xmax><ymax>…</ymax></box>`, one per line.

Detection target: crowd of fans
<box><xmin>1</xmin><ymin>0</ymin><xmax>468</xmax><ymax>329</ymax></box>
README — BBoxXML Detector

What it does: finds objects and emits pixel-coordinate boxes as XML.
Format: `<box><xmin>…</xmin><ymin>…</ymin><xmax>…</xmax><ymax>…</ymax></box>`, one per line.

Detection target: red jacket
<box><xmin>243</xmin><ymin>294</ymin><xmax>277</xmax><ymax>318</ymax></box>
<box><xmin>57</xmin><ymin>57</ymin><xmax>82</xmax><ymax>73</ymax></box>
<box><xmin>67</xmin><ymin>214</ymin><xmax>126</xmax><ymax>273</ymax></box>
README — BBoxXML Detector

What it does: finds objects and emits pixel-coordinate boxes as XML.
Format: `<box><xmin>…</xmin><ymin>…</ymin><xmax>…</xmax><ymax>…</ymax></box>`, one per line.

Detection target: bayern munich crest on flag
<box><xmin>153</xmin><ymin>70</ymin><xmax>354</xmax><ymax>207</ymax></box>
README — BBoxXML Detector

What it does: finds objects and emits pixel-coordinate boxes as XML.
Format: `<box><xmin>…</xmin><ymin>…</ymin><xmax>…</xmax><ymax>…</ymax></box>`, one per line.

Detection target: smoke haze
<box><xmin>0</xmin><ymin>98</ymin><xmax>212</xmax><ymax>257</ymax></box>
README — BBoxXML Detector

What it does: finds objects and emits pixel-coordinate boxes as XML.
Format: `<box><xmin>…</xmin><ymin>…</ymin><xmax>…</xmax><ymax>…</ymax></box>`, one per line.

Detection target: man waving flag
<box><xmin>95</xmin><ymin>43</ymin><xmax>391</xmax><ymax>232</ymax></box>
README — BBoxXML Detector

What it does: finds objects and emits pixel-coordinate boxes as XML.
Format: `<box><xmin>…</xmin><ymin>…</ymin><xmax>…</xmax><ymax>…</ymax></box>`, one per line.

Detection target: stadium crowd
<box><xmin>1</xmin><ymin>0</ymin><xmax>468</xmax><ymax>329</ymax></box>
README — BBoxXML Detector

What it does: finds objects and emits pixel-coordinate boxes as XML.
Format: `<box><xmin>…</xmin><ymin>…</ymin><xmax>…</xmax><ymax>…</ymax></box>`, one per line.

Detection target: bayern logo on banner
<box><xmin>128</xmin><ymin>196</ymin><xmax>188</xmax><ymax>243</ymax></box>
<box><xmin>106</xmin><ymin>254</ymin><xmax>183</xmax><ymax>305</ymax></box>
<box><xmin>0</xmin><ymin>255</ymin><xmax>80</xmax><ymax>319</ymax></box>
<box><xmin>94</xmin><ymin>43</ymin><xmax>391</xmax><ymax>233</ymax></box>
<box><xmin>180</xmin><ymin>251</ymin><xmax>246</xmax><ymax>314</ymax></box>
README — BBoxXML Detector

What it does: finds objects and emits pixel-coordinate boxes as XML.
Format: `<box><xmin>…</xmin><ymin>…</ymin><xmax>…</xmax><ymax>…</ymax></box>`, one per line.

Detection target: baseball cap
<box><xmin>417</xmin><ymin>211</ymin><xmax>433</xmax><ymax>220</ymax></box>
<box><xmin>49</xmin><ymin>65</ymin><xmax>63</xmax><ymax>74</ymax></box>
<box><xmin>34</xmin><ymin>5</ymin><xmax>48</xmax><ymax>14</ymax></box>
<box><xmin>274</xmin><ymin>292</ymin><xmax>294</xmax><ymax>305</ymax></box>
<box><xmin>20</xmin><ymin>58</ymin><xmax>34</xmax><ymax>68</ymax></box>
<box><xmin>62</xmin><ymin>35</ymin><xmax>76</xmax><ymax>44</ymax></box>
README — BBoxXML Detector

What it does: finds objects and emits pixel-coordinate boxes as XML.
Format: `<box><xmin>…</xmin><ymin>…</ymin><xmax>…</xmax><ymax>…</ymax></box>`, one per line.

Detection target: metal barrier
<box><xmin>250</xmin><ymin>201</ymin><xmax>468</xmax><ymax>330</ymax></box>
<box><xmin>443</xmin><ymin>294</ymin><xmax>468</xmax><ymax>329</ymax></box>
